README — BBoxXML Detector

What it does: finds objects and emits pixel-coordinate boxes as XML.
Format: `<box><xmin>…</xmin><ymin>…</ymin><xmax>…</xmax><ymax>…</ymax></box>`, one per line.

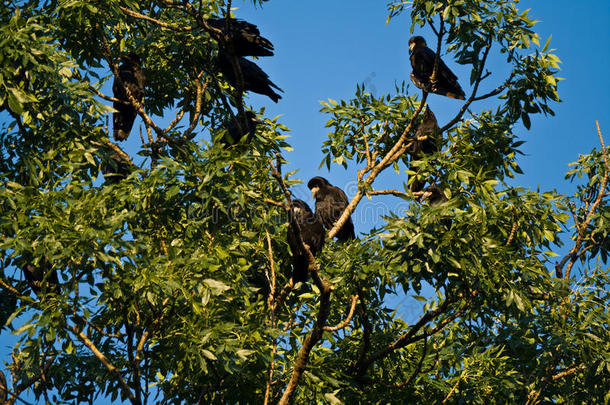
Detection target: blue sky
<box><xmin>1</xmin><ymin>0</ymin><xmax>609</xmax><ymax>402</ymax></box>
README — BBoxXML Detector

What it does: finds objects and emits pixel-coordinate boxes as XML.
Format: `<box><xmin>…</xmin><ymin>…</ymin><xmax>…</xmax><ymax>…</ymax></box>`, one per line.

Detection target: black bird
<box><xmin>218</xmin><ymin>51</ymin><xmax>283</xmax><ymax>102</ymax></box>
<box><xmin>207</xmin><ymin>18</ymin><xmax>274</xmax><ymax>57</ymax></box>
<box><xmin>101</xmin><ymin>151</ymin><xmax>132</xmax><ymax>183</ymax></box>
<box><xmin>307</xmin><ymin>177</ymin><xmax>355</xmax><ymax>242</ymax></box>
<box><xmin>286</xmin><ymin>199</ymin><xmax>325</xmax><ymax>283</ymax></box>
<box><xmin>113</xmin><ymin>52</ymin><xmax>145</xmax><ymax>141</ymax></box>
<box><xmin>222</xmin><ymin>111</ymin><xmax>259</xmax><ymax>146</ymax></box>
<box><xmin>408</xmin><ymin>107</ymin><xmax>440</xmax><ymax>192</ymax></box>
<box><xmin>420</xmin><ymin>184</ymin><xmax>448</xmax><ymax>206</ymax></box>
<box><xmin>409</xmin><ymin>36</ymin><xmax>465</xmax><ymax>100</ymax></box>
<box><xmin>22</xmin><ymin>259</ymin><xmax>59</xmax><ymax>295</ymax></box>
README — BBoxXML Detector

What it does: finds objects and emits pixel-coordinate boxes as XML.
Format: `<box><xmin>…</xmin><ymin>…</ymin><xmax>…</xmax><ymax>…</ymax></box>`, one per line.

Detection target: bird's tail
<box><xmin>266</xmin><ymin>88</ymin><xmax>282</xmax><ymax>103</ymax></box>
<box><xmin>113</xmin><ymin>105</ymin><xmax>136</xmax><ymax>141</ymax></box>
<box><xmin>292</xmin><ymin>255</ymin><xmax>309</xmax><ymax>283</ymax></box>
<box><xmin>445</xmin><ymin>91</ymin><xmax>466</xmax><ymax>100</ymax></box>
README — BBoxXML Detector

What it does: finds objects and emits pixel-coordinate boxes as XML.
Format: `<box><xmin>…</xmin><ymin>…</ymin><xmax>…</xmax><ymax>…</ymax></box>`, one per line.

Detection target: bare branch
<box><xmin>119</xmin><ymin>6</ymin><xmax>194</xmax><ymax>31</ymax></box>
<box><xmin>265</xmin><ymin>229</ymin><xmax>277</xmax><ymax>308</ymax></box>
<box><xmin>526</xmin><ymin>363</ymin><xmax>585</xmax><ymax>404</ymax></box>
<box><xmin>472</xmin><ymin>72</ymin><xmax>516</xmax><ymax>101</ymax></box>
<box><xmin>183</xmin><ymin>75</ymin><xmax>209</xmax><ymax>138</ymax></box>
<box><xmin>270</xmin><ymin>156</ymin><xmax>334</xmax><ymax>405</ymax></box>
<box><xmin>367</xmin><ymin>189</ymin><xmax>426</xmax><ymax>199</ymax></box>
<box><xmin>89</xmin><ymin>139</ymin><xmax>134</xmax><ymax>168</ymax></box>
<box><xmin>429</xmin><ymin>11</ymin><xmax>445</xmax><ymax>85</ymax></box>
<box><xmin>0</xmin><ymin>277</ymin><xmax>21</xmax><ymax>296</ymax></box>
<box><xmin>506</xmin><ymin>221</ymin><xmax>517</xmax><ymax>246</ymax></box>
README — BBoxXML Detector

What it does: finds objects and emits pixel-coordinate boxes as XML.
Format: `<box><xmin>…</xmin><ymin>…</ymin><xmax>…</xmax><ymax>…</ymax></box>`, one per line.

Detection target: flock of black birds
<box><xmin>24</xmin><ymin>17</ymin><xmax>468</xmax><ymax>291</ymax></box>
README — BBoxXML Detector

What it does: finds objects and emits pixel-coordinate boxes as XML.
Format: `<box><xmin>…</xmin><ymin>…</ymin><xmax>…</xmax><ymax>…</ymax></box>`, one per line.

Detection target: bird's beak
<box><xmin>409</xmin><ymin>42</ymin><xmax>416</xmax><ymax>52</ymax></box>
<box><xmin>310</xmin><ymin>187</ymin><xmax>319</xmax><ymax>200</ymax></box>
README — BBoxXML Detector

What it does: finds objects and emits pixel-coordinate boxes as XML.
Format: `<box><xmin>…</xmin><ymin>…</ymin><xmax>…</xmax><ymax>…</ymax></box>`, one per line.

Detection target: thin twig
<box><xmin>442</xmin><ymin>367</ymin><xmax>467</xmax><ymax>404</ymax></box>
<box><xmin>324</xmin><ymin>295</ymin><xmax>359</xmax><ymax>331</ymax></box>
<box><xmin>119</xmin><ymin>6</ymin><xmax>194</xmax><ymax>31</ymax></box>
<box><xmin>265</xmin><ymin>229</ymin><xmax>277</xmax><ymax>308</ymax></box>
<box><xmin>472</xmin><ymin>72</ymin><xmax>515</xmax><ymax>101</ymax></box>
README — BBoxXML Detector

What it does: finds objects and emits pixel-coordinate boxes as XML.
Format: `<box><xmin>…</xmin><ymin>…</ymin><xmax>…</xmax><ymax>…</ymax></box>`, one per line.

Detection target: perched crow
<box><xmin>113</xmin><ymin>52</ymin><xmax>145</xmax><ymax>141</ymax></box>
<box><xmin>408</xmin><ymin>107</ymin><xmax>440</xmax><ymax>193</ymax></box>
<box><xmin>101</xmin><ymin>151</ymin><xmax>132</xmax><ymax>183</ymax></box>
<box><xmin>307</xmin><ymin>176</ymin><xmax>355</xmax><ymax>242</ymax></box>
<box><xmin>222</xmin><ymin>110</ymin><xmax>259</xmax><ymax>146</ymax></box>
<box><xmin>409</xmin><ymin>36</ymin><xmax>465</xmax><ymax>100</ymax></box>
<box><xmin>207</xmin><ymin>18</ymin><xmax>274</xmax><ymax>57</ymax></box>
<box><xmin>218</xmin><ymin>51</ymin><xmax>283</xmax><ymax>102</ymax></box>
<box><xmin>23</xmin><ymin>259</ymin><xmax>59</xmax><ymax>295</ymax></box>
<box><xmin>286</xmin><ymin>199</ymin><xmax>325</xmax><ymax>283</ymax></box>
<box><xmin>420</xmin><ymin>184</ymin><xmax>448</xmax><ymax>206</ymax></box>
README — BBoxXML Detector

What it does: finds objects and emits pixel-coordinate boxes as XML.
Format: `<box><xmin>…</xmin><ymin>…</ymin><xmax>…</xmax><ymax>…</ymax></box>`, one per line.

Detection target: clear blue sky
<box><xmin>2</xmin><ymin>1</ymin><xmax>609</xmax><ymax>402</ymax></box>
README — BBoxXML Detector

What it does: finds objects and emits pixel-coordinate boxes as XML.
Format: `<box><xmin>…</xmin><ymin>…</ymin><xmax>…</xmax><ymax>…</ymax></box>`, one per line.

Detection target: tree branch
<box><xmin>355</xmin><ymin>296</ymin><xmax>457</xmax><ymax>376</ymax></box>
<box><xmin>270</xmin><ymin>156</ymin><xmax>334</xmax><ymax>405</ymax></box>
<box><xmin>379</xmin><ymin>335</ymin><xmax>427</xmax><ymax>389</ymax></box>
<box><xmin>472</xmin><ymin>72</ymin><xmax>515</xmax><ymax>101</ymax></box>
<box><xmin>323</xmin><ymin>295</ymin><xmax>358</xmax><ymax>331</ymax></box>
<box><xmin>119</xmin><ymin>6</ymin><xmax>194</xmax><ymax>31</ymax></box>
<box><xmin>277</xmin><ymin>283</ymin><xmax>332</xmax><ymax>405</ymax></box>
<box><xmin>327</xmin><ymin>94</ymin><xmax>428</xmax><ymax>239</ymax></box>
<box><xmin>67</xmin><ymin>322</ymin><xmax>137</xmax><ymax>404</ymax></box>
<box><xmin>556</xmin><ymin>121</ymin><xmax>608</xmax><ymax>278</ymax></box>
<box><xmin>439</xmin><ymin>34</ymin><xmax>493</xmax><ymax>133</ymax></box>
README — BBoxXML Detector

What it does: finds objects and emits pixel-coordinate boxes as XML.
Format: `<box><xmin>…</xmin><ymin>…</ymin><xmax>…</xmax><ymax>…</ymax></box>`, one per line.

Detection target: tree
<box><xmin>0</xmin><ymin>0</ymin><xmax>608</xmax><ymax>404</ymax></box>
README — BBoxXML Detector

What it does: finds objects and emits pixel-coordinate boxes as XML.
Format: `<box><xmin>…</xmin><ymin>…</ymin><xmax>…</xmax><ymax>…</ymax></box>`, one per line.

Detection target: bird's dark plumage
<box><xmin>408</xmin><ymin>107</ymin><xmax>440</xmax><ymax>192</ymax></box>
<box><xmin>23</xmin><ymin>259</ymin><xmax>59</xmax><ymax>295</ymax></box>
<box><xmin>113</xmin><ymin>52</ymin><xmax>145</xmax><ymax>141</ymax></box>
<box><xmin>218</xmin><ymin>51</ymin><xmax>283</xmax><ymax>102</ymax></box>
<box><xmin>223</xmin><ymin>111</ymin><xmax>259</xmax><ymax>146</ymax></box>
<box><xmin>307</xmin><ymin>177</ymin><xmax>355</xmax><ymax>242</ymax></box>
<box><xmin>207</xmin><ymin>18</ymin><xmax>274</xmax><ymax>57</ymax></box>
<box><xmin>286</xmin><ymin>199</ymin><xmax>325</xmax><ymax>283</ymax></box>
<box><xmin>101</xmin><ymin>151</ymin><xmax>132</xmax><ymax>183</ymax></box>
<box><xmin>420</xmin><ymin>184</ymin><xmax>448</xmax><ymax>206</ymax></box>
<box><xmin>409</xmin><ymin>36</ymin><xmax>465</xmax><ymax>100</ymax></box>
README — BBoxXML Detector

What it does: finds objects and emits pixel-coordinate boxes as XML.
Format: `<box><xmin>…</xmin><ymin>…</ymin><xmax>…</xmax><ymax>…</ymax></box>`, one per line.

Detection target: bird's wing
<box><xmin>335</xmin><ymin>187</ymin><xmax>350</xmax><ymax>206</ymax></box>
<box><xmin>239</xmin><ymin>57</ymin><xmax>269</xmax><ymax>80</ymax></box>
<box><xmin>437</xmin><ymin>57</ymin><xmax>458</xmax><ymax>82</ymax></box>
